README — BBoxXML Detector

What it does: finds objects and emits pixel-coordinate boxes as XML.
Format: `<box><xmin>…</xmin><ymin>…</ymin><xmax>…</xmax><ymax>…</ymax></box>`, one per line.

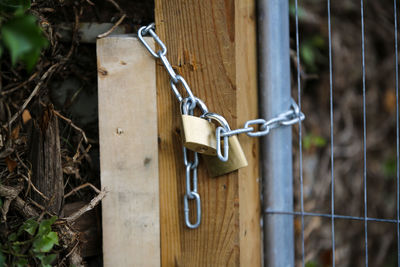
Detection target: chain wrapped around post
<box><xmin>138</xmin><ymin>23</ymin><xmax>305</xmax><ymax>229</ymax></box>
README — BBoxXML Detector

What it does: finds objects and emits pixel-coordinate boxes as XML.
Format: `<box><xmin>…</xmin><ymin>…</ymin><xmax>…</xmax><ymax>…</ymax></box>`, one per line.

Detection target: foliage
<box><xmin>0</xmin><ymin>0</ymin><xmax>48</xmax><ymax>71</ymax></box>
<box><xmin>303</xmin><ymin>133</ymin><xmax>327</xmax><ymax>150</ymax></box>
<box><xmin>289</xmin><ymin>0</ymin><xmax>306</xmax><ymax>19</ymax></box>
<box><xmin>305</xmin><ymin>261</ymin><xmax>319</xmax><ymax>267</ymax></box>
<box><xmin>383</xmin><ymin>156</ymin><xmax>396</xmax><ymax>179</ymax></box>
<box><xmin>0</xmin><ymin>216</ymin><xmax>59</xmax><ymax>267</ymax></box>
<box><xmin>300</xmin><ymin>35</ymin><xmax>326</xmax><ymax>72</ymax></box>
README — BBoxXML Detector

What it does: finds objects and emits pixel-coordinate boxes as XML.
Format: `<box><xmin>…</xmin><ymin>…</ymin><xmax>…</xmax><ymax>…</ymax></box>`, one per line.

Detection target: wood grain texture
<box><xmin>97</xmin><ymin>36</ymin><xmax>160</xmax><ymax>267</ymax></box>
<box><xmin>236</xmin><ymin>1</ymin><xmax>261</xmax><ymax>266</ymax></box>
<box><xmin>155</xmin><ymin>0</ymin><xmax>260</xmax><ymax>266</ymax></box>
<box><xmin>29</xmin><ymin>105</ymin><xmax>63</xmax><ymax>215</ymax></box>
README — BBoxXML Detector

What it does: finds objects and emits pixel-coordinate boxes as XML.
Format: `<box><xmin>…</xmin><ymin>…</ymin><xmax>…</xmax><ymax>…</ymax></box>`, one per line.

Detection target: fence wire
<box><xmin>264</xmin><ymin>0</ymin><xmax>400</xmax><ymax>266</ymax></box>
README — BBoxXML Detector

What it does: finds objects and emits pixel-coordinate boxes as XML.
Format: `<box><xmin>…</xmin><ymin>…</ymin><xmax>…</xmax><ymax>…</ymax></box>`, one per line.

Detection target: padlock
<box><xmin>180</xmin><ymin>97</ymin><xmax>218</xmax><ymax>155</ymax></box>
<box><xmin>202</xmin><ymin>112</ymin><xmax>248</xmax><ymax>177</ymax></box>
<box><xmin>202</xmin><ymin>135</ymin><xmax>248</xmax><ymax>177</ymax></box>
<box><xmin>181</xmin><ymin>115</ymin><xmax>217</xmax><ymax>155</ymax></box>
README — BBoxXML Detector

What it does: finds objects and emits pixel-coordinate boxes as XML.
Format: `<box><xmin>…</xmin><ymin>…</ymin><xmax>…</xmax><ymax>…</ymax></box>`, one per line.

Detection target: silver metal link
<box><xmin>159</xmin><ymin>52</ymin><xmax>178</xmax><ymax>83</ymax></box>
<box><xmin>244</xmin><ymin>119</ymin><xmax>269</xmax><ymax>137</ymax></box>
<box><xmin>203</xmin><ymin>112</ymin><xmax>231</xmax><ymax>162</ymax></box>
<box><xmin>138</xmin><ymin>23</ymin><xmax>306</xmax><ymax>230</ymax></box>
<box><xmin>138</xmin><ymin>23</ymin><xmax>167</xmax><ymax>58</ymax></box>
<box><xmin>221</xmin><ymin>98</ymin><xmax>305</xmax><ymax>138</ymax></box>
<box><xmin>170</xmin><ymin>76</ymin><xmax>196</xmax><ymax>108</ymax></box>
<box><xmin>181</xmin><ymin>96</ymin><xmax>209</xmax><ymax>116</ymax></box>
<box><xmin>184</xmin><ymin>192</ymin><xmax>201</xmax><ymax>229</ymax></box>
<box><xmin>216</xmin><ymin>127</ymin><xmax>229</xmax><ymax>161</ymax></box>
<box><xmin>185</xmin><ymin>164</ymin><xmax>198</xmax><ymax>199</ymax></box>
<box><xmin>182</xmin><ymin>146</ymin><xmax>200</xmax><ymax>227</ymax></box>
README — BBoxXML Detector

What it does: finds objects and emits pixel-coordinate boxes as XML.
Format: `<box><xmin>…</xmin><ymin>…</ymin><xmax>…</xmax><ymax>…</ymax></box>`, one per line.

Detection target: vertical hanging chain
<box><xmin>138</xmin><ymin>23</ymin><xmax>305</xmax><ymax>229</ymax></box>
<box><xmin>182</xmin><ymin>147</ymin><xmax>201</xmax><ymax>228</ymax></box>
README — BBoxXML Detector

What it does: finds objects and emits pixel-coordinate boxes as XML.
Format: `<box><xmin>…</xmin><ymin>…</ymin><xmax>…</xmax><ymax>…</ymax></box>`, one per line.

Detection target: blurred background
<box><xmin>290</xmin><ymin>0</ymin><xmax>399</xmax><ymax>266</ymax></box>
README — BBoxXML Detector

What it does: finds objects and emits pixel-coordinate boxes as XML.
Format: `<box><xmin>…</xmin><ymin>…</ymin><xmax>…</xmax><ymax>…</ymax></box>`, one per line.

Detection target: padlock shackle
<box><xmin>202</xmin><ymin>112</ymin><xmax>231</xmax><ymax>131</ymax></box>
<box><xmin>180</xmin><ymin>97</ymin><xmax>209</xmax><ymax>115</ymax></box>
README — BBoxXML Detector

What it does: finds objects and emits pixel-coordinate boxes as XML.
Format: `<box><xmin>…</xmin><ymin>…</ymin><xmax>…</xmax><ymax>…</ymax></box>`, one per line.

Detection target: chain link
<box><xmin>221</xmin><ymin>99</ymin><xmax>305</xmax><ymax>138</ymax></box>
<box><xmin>138</xmin><ymin>23</ymin><xmax>196</xmax><ymax>108</ymax></box>
<box><xmin>138</xmin><ymin>23</ymin><xmax>305</xmax><ymax>229</ymax></box>
<box><xmin>182</xmin><ymin>147</ymin><xmax>201</xmax><ymax>228</ymax></box>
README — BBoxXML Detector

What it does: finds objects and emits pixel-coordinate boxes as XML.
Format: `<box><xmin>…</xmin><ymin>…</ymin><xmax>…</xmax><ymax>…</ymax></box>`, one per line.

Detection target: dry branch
<box><xmin>63</xmin><ymin>189</ymin><xmax>106</xmax><ymax>222</ymax></box>
<box><xmin>97</xmin><ymin>14</ymin><xmax>126</xmax><ymax>39</ymax></box>
<box><xmin>64</xmin><ymin>182</ymin><xmax>100</xmax><ymax>199</ymax></box>
<box><xmin>7</xmin><ymin>64</ymin><xmax>59</xmax><ymax>126</ymax></box>
<box><xmin>53</xmin><ymin>110</ymin><xmax>88</xmax><ymax>143</ymax></box>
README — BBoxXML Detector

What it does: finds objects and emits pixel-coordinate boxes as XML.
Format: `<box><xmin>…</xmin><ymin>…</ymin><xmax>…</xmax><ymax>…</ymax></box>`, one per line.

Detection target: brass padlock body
<box><xmin>181</xmin><ymin>114</ymin><xmax>217</xmax><ymax>155</ymax></box>
<box><xmin>202</xmin><ymin>135</ymin><xmax>248</xmax><ymax>177</ymax></box>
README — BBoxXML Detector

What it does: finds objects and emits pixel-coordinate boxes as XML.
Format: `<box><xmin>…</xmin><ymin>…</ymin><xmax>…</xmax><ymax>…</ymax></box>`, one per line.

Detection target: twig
<box><xmin>59</xmin><ymin>241</ymin><xmax>80</xmax><ymax>267</ymax></box>
<box><xmin>77</xmin><ymin>144</ymin><xmax>91</xmax><ymax>164</ymax></box>
<box><xmin>63</xmin><ymin>8</ymin><xmax>80</xmax><ymax>62</ymax></box>
<box><xmin>64</xmin><ymin>182</ymin><xmax>100</xmax><ymax>199</ymax></box>
<box><xmin>63</xmin><ymin>189</ymin><xmax>106</xmax><ymax>222</ymax></box>
<box><xmin>15</xmin><ymin>153</ymin><xmax>34</xmax><ymax>198</ymax></box>
<box><xmin>27</xmin><ymin>198</ymin><xmax>45</xmax><ymax>211</ymax></box>
<box><xmin>97</xmin><ymin>14</ymin><xmax>126</xmax><ymax>39</ymax></box>
<box><xmin>1</xmin><ymin>199</ymin><xmax>12</xmax><ymax>221</ymax></box>
<box><xmin>12</xmin><ymin>197</ymin><xmax>39</xmax><ymax>218</ymax></box>
<box><xmin>107</xmin><ymin>0</ymin><xmax>123</xmax><ymax>13</ymax></box>
<box><xmin>0</xmin><ymin>184</ymin><xmax>21</xmax><ymax>199</ymax></box>
<box><xmin>7</xmin><ymin>64</ymin><xmax>59</xmax><ymax>126</ymax></box>
<box><xmin>0</xmin><ymin>185</ymin><xmax>22</xmax><ymax>222</ymax></box>
<box><xmin>53</xmin><ymin>110</ymin><xmax>88</xmax><ymax>143</ymax></box>
<box><xmin>1</xmin><ymin>72</ymin><xmax>39</xmax><ymax>96</ymax></box>
<box><xmin>72</xmin><ymin>138</ymin><xmax>83</xmax><ymax>162</ymax></box>
<box><xmin>20</xmin><ymin>173</ymin><xmax>49</xmax><ymax>201</ymax></box>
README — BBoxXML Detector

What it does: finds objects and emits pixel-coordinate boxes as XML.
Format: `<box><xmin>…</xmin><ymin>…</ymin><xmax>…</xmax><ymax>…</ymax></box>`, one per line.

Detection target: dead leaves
<box><xmin>22</xmin><ymin>109</ymin><xmax>32</xmax><ymax>124</ymax></box>
<box><xmin>5</xmin><ymin>156</ymin><xmax>17</xmax><ymax>172</ymax></box>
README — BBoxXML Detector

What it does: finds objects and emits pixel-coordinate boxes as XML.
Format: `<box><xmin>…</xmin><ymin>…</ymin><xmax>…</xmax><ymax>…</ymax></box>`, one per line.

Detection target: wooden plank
<box><xmin>155</xmin><ymin>1</ymin><xmax>260</xmax><ymax>266</ymax></box>
<box><xmin>236</xmin><ymin>1</ymin><xmax>261</xmax><ymax>266</ymax></box>
<box><xmin>97</xmin><ymin>36</ymin><xmax>160</xmax><ymax>267</ymax></box>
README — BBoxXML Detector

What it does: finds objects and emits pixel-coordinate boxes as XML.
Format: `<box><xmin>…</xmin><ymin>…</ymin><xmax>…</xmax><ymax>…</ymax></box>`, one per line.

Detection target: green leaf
<box><xmin>383</xmin><ymin>157</ymin><xmax>396</xmax><ymax>178</ymax></box>
<box><xmin>33</xmin><ymin>231</ymin><xmax>59</xmax><ymax>253</ymax></box>
<box><xmin>289</xmin><ymin>0</ymin><xmax>306</xmax><ymax>19</ymax></box>
<box><xmin>37</xmin><ymin>216</ymin><xmax>57</xmax><ymax>236</ymax></box>
<box><xmin>0</xmin><ymin>251</ymin><xmax>5</xmax><ymax>267</ymax></box>
<box><xmin>15</xmin><ymin>257</ymin><xmax>28</xmax><ymax>267</ymax></box>
<box><xmin>1</xmin><ymin>13</ymin><xmax>48</xmax><ymax>71</ymax></box>
<box><xmin>303</xmin><ymin>134</ymin><xmax>327</xmax><ymax>150</ymax></box>
<box><xmin>0</xmin><ymin>198</ymin><xmax>3</xmax><ymax>209</ymax></box>
<box><xmin>0</xmin><ymin>0</ymin><xmax>30</xmax><ymax>13</ymax></box>
<box><xmin>18</xmin><ymin>218</ymin><xmax>38</xmax><ymax>236</ymax></box>
<box><xmin>11</xmin><ymin>244</ymin><xmax>21</xmax><ymax>254</ymax></box>
<box><xmin>8</xmin><ymin>232</ymin><xmax>17</xmax><ymax>241</ymax></box>
<box><xmin>313</xmin><ymin>136</ymin><xmax>327</xmax><ymax>147</ymax></box>
<box><xmin>300</xmin><ymin>44</ymin><xmax>315</xmax><ymax>69</ymax></box>
<box><xmin>305</xmin><ymin>262</ymin><xmax>319</xmax><ymax>267</ymax></box>
<box><xmin>311</xmin><ymin>35</ymin><xmax>325</xmax><ymax>49</ymax></box>
<box><xmin>36</xmin><ymin>253</ymin><xmax>56</xmax><ymax>267</ymax></box>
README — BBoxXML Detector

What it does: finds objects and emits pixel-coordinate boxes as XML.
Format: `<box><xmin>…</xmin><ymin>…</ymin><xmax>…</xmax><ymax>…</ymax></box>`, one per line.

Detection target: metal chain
<box><xmin>138</xmin><ymin>23</ymin><xmax>305</xmax><ymax>228</ymax></box>
<box><xmin>220</xmin><ymin>99</ymin><xmax>305</xmax><ymax>138</ymax></box>
<box><xmin>138</xmin><ymin>23</ymin><xmax>196</xmax><ymax>108</ymax></box>
<box><xmin>182</xmin><ymin>147</ymin><xmax>201</xmax><ymax>228</ymax></box>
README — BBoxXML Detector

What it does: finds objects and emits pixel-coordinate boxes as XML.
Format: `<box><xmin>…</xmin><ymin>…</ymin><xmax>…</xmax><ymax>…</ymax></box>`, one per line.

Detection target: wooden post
<box><xmin>155</xmin><ymin>1</ymin><xmax>261</xmax><ymax>266</ymax></box>
<box><xmin>97</xmin><ymin>36</ymin><xmax>160</xmax><ymax>267</ymax></box>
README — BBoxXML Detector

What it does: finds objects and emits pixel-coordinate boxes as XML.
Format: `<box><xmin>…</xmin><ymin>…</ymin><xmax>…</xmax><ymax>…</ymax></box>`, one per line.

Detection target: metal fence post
<box><xmin>258</xmin><ymin>0</ymin><xmax>295</xmax><ymax>266</ymax></box>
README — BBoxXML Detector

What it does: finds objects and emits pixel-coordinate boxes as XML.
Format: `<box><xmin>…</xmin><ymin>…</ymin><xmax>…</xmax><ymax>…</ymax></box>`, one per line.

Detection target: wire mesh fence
<box><xmin>263</xmin><ymin>0</ymin><xmax>400</xmax><ymax>266</ymax></box>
